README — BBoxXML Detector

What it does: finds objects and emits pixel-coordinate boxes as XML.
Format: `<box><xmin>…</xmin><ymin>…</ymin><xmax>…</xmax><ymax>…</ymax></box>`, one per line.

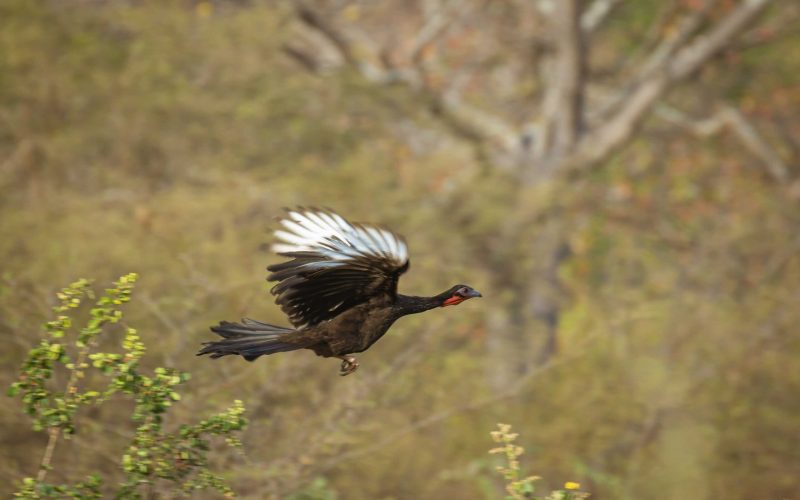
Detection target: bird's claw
<box><xmin>338</xmin><ymin>356</ymin><xmax>359</xmax><ymax>376</ymax></box>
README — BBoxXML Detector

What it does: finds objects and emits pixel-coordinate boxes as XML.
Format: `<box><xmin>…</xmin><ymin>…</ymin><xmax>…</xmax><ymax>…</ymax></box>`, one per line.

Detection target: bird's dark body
<box><xmin>198</xmin><ymin>208</ymin><xmax>480</xmax><ymax>375</ymax></box>
<box><xmin>292</xmin><ymin>295</ymin><xmax>398</xmax><ymax>356</ymax></box>
<box><xmin>278</xmin><ymin>294</ymin><xmax>441</xmax><ymax>356</ymax></box>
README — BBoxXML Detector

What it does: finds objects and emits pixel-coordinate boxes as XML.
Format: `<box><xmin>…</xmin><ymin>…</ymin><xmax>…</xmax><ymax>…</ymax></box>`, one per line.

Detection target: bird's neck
<box><xmin>395</xmin><ymin>293</ymin><xmax>445</xmax><ymax>316</ymax></box>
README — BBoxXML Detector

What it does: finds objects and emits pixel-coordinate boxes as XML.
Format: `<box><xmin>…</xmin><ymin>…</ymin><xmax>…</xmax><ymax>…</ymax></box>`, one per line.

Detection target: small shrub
<box><xmin>490</xmin><ymin>423</ymin><xmax>588</xmax><ymax>500</ymax></box>
<box><xmin>8</xmin><ymin>273</ymin><xmax>247</xmax><ymax>498</ymax></box>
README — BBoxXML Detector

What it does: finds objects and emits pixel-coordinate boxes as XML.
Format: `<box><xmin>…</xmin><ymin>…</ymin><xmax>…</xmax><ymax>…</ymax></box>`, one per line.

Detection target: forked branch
<box><xmin>292</xmin><ymin>0</ymin><xmax>776</xmax><ymax>179</ymax></box>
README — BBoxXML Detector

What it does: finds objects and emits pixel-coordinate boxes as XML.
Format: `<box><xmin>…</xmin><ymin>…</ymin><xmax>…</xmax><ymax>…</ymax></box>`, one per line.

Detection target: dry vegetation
<box><xmin>2</xmin><ymin>1</ymin><xmax>800</xmax><ymax>498</ymax></box>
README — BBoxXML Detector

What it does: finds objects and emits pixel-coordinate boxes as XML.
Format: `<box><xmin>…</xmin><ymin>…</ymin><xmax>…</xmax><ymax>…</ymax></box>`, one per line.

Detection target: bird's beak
<box><xmin>467</xmin><ymin>289</ymin><xmax>482</xmax><ymax>298</ymax></box>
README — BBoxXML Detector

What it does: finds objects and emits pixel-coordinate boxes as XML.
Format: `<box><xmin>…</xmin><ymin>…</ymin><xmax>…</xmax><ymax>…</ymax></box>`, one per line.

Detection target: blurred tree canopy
<box><xmin>1</xmin><ymin>0</ymin><xmax>799</xmax><ymax>498</ymax></box>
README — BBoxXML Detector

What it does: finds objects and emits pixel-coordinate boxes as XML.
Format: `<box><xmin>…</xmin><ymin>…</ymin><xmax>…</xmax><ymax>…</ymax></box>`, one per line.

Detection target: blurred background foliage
<box><xmin>1</xmin><ymin>0</ymin><xmax>799</xmax><ymax>498</ymax></box>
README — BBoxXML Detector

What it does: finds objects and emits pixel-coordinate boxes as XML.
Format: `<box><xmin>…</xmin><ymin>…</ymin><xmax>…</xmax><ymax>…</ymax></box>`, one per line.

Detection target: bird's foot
<box><xmin>337</xmin><ymin>356</ymin><xmax>359</xmax><ymax>376</ymax></box>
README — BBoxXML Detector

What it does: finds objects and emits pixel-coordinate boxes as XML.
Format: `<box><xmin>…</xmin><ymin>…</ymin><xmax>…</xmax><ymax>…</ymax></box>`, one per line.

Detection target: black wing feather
<box><xmin>267</xmin><ymin>209</ymin><xmax>409</xmax><ymax>327</ymax></box>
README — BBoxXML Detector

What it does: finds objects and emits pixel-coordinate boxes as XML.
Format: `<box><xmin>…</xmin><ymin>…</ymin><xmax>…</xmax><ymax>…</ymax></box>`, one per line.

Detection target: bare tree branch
<box><xmin>658</xmin><ymin>104</ymin><xmax>790</xmax><ymax>182</ymax></box>
<box><xmin>537</xmin><ymin>0</ymin><xmax>586</xmax><ymax>162</ymax></box>
<box><xmin>296</xmin><ymin>6</ymin><xmax>356</xmax><ymax>67</ymax></box>
<box><xmin>592</xmin><ymin>3</ymin><xmax>707</xmax><ymax>126</ymax></box>
<box><xmin>634</xmin><ymin>5</ymin><xmax>709</xmax><ymax>84</ymax></box>
<box><xmin>293</xmin><ymin>2</ymin><xmax>518</xmax><ymax>153</ymax></box>
<box><xmin>670</xmin><ymin>0</ymin><xmax>771</xmax><ymax>81</ymax></box>
<box><xmin>733</xmin><ymin>6</ymin><xmax>800</xmax><ymax>50</ymax></box>
<box><xmin>566</xmin><ymin>0</ymin><xmax>773</xmax><ymax>174</ymax></box>
<box><xmin>296</xmin><ymin>5</ymin><xmax>390</xmax><ymax>81</ymax></box>
<box><xmin>655</xmin><ymin>103</ymin><xmax>730</xmax><ymax>135</ymax></box>
<box><xmin>712</xmin><ymin>107</ymin><xmax>790</xmax><ymax>183</ymax></box>
<box><xmin>281</xmin><ymin>44</ymin><xmax>320</xmax><ymax>73</ymax></box>
<box><xmin>553</xmin><ymin>0</ymin><xmax>586</xmax><ymax>153</ymax></box>
<box><xmin>409</xmin><ymin>0</ymin><xmax>452</xmax><ymax>66</ymax></box>
<box><xmin>581</xmin><ymin>0</ymin><xmax>623</xmax><ymax>33</ymax></box>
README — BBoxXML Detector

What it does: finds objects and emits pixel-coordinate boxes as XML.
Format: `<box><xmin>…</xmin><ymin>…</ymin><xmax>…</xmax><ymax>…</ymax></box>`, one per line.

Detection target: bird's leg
<box><xmin>336</xmin><ymin>355</ymin><xmax>359</xmax><ymax>376</ymax></box>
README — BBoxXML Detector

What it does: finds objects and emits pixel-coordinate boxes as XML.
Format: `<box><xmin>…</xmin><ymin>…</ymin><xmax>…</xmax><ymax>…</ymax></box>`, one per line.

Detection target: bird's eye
<box><xmin>458</xmin><ymin>287</ymin><xmax>469</xmax><ymax>296</ymax></box>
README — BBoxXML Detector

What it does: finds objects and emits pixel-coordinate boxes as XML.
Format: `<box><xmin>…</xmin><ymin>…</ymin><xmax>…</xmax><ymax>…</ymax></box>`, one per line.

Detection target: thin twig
<box><xmin>36</xmin><ymin>429</ymin><xmax>60</xmax><ymax>483</ymax></box>
<box><xmin>37</xmin><ymin>345</ymin><xmax>91</xmax><ymax>482</ymax></box>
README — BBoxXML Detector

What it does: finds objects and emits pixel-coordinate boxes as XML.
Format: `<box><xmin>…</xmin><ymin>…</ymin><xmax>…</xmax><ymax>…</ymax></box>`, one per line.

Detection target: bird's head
<box><xmin>441</xmin><ymin>284</ymin><xmax>482</xmax><ymax>307</ymax></box>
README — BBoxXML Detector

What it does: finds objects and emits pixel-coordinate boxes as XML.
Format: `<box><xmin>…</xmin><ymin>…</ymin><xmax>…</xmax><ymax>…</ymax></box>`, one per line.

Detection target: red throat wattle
<box><xmin>442</xmin><ymin>296</ymin><xmax>464</xmax><ymax>307</ymax></box>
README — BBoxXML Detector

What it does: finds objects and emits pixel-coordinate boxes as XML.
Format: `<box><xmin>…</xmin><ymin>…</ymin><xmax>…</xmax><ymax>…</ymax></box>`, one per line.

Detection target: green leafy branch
<box><xmin>8</xmin><ymin>274</ymin><xmax>247</xmax><ymax>498</ymax></box>
<box><xmin>490</xmin><ymin>423</ymin><xmax>589</xmax><ymax>500</ymax></box>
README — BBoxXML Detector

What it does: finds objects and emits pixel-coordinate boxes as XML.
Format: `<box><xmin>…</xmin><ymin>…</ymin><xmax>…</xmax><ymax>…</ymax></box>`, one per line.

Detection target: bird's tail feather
<box><xmin>197</xmin><ymin>318</ymin><xmax>301</xmax><ymax>361</ymax></box>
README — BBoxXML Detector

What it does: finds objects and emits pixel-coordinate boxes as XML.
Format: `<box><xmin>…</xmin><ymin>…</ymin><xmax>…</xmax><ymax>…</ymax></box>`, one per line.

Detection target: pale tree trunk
<box><xmin>531</xmin><ymin>226</ymin><xmax>573</xmax><ymax>364</ymax></box>
<box><xmin>485</xmin><ymin>298</ymin><xmax>526</xmax><ymax>388</ymax></box>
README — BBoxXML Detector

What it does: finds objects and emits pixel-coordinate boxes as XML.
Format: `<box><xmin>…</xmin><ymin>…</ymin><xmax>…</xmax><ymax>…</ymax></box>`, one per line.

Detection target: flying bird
<box><xmin>198</xmin><ymin>208</ymin><xmax>481</xmax><ymax>375</ymax></box>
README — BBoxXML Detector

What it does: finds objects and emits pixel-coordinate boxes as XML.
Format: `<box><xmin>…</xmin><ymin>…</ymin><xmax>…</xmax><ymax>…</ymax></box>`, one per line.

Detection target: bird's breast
<box><xmin>322</xmin><ymin>298</ymin><xmax>398</xmax><ymax>354</ymax></box>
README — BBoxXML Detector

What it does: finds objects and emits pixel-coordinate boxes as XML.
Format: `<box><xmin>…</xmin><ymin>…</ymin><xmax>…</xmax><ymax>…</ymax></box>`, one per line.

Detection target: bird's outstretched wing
<box><xmin>267</xmin><ymin>208</ymin><xmax>409</xmax><ymax>327</ymax></box>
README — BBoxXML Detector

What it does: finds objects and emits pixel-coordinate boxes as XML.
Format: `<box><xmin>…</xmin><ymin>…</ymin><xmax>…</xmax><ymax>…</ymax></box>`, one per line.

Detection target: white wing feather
<box><xmin>272</xmin><ymin>209</ymin><xmax>408</xmax><ymax>267</ymax></box>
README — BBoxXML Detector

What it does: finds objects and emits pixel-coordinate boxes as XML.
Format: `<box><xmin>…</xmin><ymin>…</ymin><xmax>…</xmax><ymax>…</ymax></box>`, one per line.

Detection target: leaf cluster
<box><xmin>8</xmin><ymin>274</ymin><xmax>247</xmax><ymax>498</ymax></box>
